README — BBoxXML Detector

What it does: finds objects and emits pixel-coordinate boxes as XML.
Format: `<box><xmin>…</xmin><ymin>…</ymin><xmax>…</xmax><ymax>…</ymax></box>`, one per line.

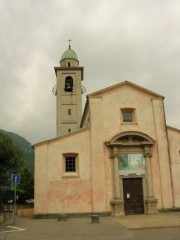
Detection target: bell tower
<box><xmin>54</xmin><ymin>44</ymin><xmax>84</xmax><ymax>137</ymax></box>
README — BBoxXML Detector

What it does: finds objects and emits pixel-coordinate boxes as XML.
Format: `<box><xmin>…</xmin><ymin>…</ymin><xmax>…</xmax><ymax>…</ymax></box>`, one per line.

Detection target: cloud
<box><xmin>0</xmin><ymin>0</ymin><xmax>179</xmax><ymax>144</ymax></box>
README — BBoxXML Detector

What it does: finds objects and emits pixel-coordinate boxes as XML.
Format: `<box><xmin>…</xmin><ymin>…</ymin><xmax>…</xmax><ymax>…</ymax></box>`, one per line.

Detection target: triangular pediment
<box><xmin>88</xmin><ymin>80</ymin><xmax>164</xmax><ymax>99</ymax></box>
<box><xmin>81</xmin><ymin>80</ymin><xmax>164</xmax><ymax>129</ymax></box>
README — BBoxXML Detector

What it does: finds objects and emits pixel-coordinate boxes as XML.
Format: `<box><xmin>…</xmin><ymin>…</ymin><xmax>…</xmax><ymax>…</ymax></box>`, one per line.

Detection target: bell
<box><xmin>65</xmin><ymin>82</ymin><xmax>73</xmax><ymax>92</ymax></box>
<box><xmin>64</xmin><ymin>77</ymin><xmax>73</xmax><ymax>92</ymax></box>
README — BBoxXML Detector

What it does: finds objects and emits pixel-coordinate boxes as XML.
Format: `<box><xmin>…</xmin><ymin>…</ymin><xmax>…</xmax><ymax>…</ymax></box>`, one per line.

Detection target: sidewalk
<box><xmin>114</xmin><ymin>212</ymin><xmax>180</xmax><ymax>229</ymax></box>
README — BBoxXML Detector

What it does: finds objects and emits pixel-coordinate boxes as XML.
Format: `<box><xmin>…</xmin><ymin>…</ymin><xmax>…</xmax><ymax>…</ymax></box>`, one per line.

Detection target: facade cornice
<box><xmin>33</xmin><ymin>127</ymin><xmax>90</xmax><ymax>147</ymax></box>
<box><xmin>54</xmin><ymin>66</ymin><xmax>84</xmax><ymax>80</ymax></box>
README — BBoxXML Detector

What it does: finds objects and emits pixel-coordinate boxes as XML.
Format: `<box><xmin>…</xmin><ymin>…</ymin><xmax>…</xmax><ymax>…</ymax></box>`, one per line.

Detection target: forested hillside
<box><xmin>0</xmin><ymin>129</ymin><xmax>34</xmax><ymax>172</ymax></box>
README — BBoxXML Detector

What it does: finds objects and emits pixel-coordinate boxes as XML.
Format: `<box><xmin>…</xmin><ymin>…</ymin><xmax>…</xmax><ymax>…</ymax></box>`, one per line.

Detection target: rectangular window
<box><xmin>68</xmin><ymin>109</ymin><xmax>71</xmax><ymax>115</ymax></box>
<box><xmin>123</xmin><ymin>112</ymin><xmax>133</xmax><ymax>122</ymax></box>
<box><xmin>63</xmin><ymin>153</ymin><xmax>79</xmax><ymax>177</ymax></box>
<box><xmin>65</xmin><ymin>156</ymin><xmax>76</xmax><ymax>172</ymax></box>
<box><xmin>121</xmin><ymin>108</ymin><xmax>135</xmax><ymax>123</ymax></box>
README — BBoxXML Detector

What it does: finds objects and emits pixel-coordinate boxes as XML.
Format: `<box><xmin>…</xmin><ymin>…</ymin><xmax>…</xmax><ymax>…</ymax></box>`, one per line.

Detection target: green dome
<box><xmin>61</xmin><ymin>47</ymin><xmax>78</xmax><ymax>61</ymax></box>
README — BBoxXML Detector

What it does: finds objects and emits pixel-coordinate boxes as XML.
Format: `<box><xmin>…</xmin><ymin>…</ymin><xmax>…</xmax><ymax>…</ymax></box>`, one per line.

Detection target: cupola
<box><xmin>60</xmin><ymin>45</ymin><xmax>79</xmax><ymax>67</ymax></box>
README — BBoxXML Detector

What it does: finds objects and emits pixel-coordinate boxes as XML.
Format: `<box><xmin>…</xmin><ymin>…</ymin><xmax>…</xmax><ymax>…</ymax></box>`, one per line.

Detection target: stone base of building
<box><xmin>159</xmin><ymin>207</ymin><xmax>180</xmax><ymax>213</ymax></box>
<box><xmin>110</xmin><ymin>199</ymin><xmax>124</xmax><ymax>216</ymax></box>
<box><xmin>145</xmin><ymin>197</ymin><xmax>158</xmax><ymax>214</ymax></box>
<box><xmin>33</xmin><ymin>211</ymin><xmax>111</xmax><ymax>219</ymax></box>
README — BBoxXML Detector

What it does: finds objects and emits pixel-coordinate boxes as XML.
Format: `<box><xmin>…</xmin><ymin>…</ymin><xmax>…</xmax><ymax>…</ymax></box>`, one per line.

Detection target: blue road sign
<box><xmin>12</xmin><ymin>174</ymin><xmax>20</xmax><ymax>185</ymax></box>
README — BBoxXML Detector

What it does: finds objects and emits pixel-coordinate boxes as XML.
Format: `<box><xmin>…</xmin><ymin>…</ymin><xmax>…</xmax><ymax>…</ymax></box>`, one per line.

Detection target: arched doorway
<box><xmin>106</xmin><ymin>131</ymin><xmax>158</xmax><ymax>216</ymax></box>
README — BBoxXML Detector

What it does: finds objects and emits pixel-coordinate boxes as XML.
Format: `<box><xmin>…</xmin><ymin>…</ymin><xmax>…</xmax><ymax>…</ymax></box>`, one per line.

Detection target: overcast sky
<box><xmin>0</xmin><ymin>0</ymin><xmax>179</xmax><ymax>144</ymax></box>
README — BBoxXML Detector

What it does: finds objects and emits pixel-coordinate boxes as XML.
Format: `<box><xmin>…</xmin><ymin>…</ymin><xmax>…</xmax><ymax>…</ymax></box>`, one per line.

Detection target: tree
<box><xmin>0</xmin><ymin>132</ymin><xmax>23</xmax><ymax>210</ymax></box>
<box><xmin>0</xmin><ymin>132</ymin><xmax>23</xmax><ymax>175</ymax></box>
<box><xmin>17</xmin><ymin>168</ymin><xmax>34</xmax><ymax>203</ymax></box>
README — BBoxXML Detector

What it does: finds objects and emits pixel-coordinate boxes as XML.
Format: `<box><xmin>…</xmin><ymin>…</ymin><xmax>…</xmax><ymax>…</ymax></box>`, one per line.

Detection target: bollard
<box><xmin>57</xmin><ymin>214</ymin><xmax>68</xmax><ymax>221</ymax></box>
<box><xmin>91</xmin><ymin>214</ymin><xmax>99</xmax><ymax>223</ymax></box>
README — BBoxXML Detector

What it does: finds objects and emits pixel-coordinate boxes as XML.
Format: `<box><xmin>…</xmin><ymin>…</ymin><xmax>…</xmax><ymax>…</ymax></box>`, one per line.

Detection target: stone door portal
<box><xmin>123</xmin><ymin>178</ymin><xmax>144</xmax><ymax>215</ymax></box>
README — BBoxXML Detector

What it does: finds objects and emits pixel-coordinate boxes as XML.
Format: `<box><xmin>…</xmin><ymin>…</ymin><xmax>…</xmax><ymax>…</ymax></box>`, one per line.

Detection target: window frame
<box><xmin>65</xmin><ymin>156</ymin><xmax>76</xmax><ymax>172</ymax></box>
<box><xmin>62</xmin><ymin>153</ymin><xmax>79</xmax><ymax>178</ymax></box>
<box><xmin>121</xmin><ymin>108</ymin><xmax>136</xmax><ymax>124</ymax></box>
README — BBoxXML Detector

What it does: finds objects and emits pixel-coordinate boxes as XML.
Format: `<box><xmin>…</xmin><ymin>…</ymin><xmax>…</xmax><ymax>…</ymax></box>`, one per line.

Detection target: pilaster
<box><xmin>144</xmin><ymin>145</ymin><xmax>158</xmax><ymax>214</ymax></box>
<box><xmin>110</xmin><ymin>147</ymin><xmax>124</xmax><ymax>216</ymax></box>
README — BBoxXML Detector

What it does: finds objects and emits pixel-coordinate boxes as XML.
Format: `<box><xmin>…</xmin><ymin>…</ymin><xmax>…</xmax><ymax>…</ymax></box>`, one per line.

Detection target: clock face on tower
<box><xmin>81</xmin><ymin>85</ymin><xmax>86</xmax><ymax>95</ymax></box>
<box><xmin>52</xmin><ymin>85</ymin><xmax>57</xmax><ymax>96</ymax></box>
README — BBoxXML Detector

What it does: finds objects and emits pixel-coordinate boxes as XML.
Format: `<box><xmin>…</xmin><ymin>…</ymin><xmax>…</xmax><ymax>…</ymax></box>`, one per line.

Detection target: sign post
<box><xmin>11</xmin><ymin>174</ymin><xmax>20</xmax><ymax>225</ymax></box>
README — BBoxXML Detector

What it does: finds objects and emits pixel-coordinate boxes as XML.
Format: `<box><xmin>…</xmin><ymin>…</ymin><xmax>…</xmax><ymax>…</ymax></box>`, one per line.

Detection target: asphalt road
<box><xmin>0</xmin><ymin>216</ymin><xmax>180</xmax><ymax>240</ymax></box>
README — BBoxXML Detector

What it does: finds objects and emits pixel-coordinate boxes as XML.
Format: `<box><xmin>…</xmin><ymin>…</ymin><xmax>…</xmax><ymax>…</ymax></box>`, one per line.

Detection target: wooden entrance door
<box><xmin>123</xmin><ymin>178</ymin><xmax>144</xmax><ymax>215</ymax></box>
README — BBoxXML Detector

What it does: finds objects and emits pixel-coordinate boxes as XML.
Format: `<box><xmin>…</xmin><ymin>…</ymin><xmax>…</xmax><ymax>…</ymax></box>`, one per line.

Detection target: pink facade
<box><xmin>34</xmin><ymin>81</ymin><xmax>180</xmax><ymax>216</ymax></box>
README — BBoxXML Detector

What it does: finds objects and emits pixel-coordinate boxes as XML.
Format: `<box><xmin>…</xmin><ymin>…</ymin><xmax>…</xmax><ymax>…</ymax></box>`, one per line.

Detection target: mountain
<box><xmin>0</xmin><ymin>129</ymin><xmax>34</xmax><ymax>172</ymax></box>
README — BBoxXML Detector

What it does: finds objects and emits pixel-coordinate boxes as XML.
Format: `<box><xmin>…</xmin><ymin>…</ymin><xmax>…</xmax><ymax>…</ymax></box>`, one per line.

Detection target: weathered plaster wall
<box><xmin>167</xmin><ymin>127</ymin><xmax>180</xmax><ymax>207</ymax></box>
<box><xmin>89</xmin><ymin>98</ymin><xmax>112</xmax><ymax>213</ymax></box>
<box><xmin>152</xmin><ymin>100</ymin><xmax>173</xmax><ymax>208</ymax></box>
<box><xmin>34</xmin><ymin>128</ymin><xmax>92</xmax><ymax>214</ymax></box>
<box><xmin>97</xmin><ymin>86</ymin><xmax>162</xmax><ymax>209</ymax></box>
<box><xmin>34</xmin><ymin>144</ymin><xmax>49</xmax><ymax>213</ymax></box>
<box><xmin>89</xmin><ymin>84</ymin><xmax>173</xmax><ymax>209</ymax></box>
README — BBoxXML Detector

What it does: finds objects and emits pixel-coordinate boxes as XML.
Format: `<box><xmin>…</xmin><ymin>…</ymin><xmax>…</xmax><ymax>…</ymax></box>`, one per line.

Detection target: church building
<box><xmin>34</xmin><ymin>45</ymin><xmax>180</xmax><ymax>216</ymax></box>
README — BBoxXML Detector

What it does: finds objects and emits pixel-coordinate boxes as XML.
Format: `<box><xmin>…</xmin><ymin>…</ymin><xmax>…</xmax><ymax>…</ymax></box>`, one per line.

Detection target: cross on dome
<box><xmin>68</xmin><ymin>38</ymin><xmax>72</xmax><ymax>48</ymax></box>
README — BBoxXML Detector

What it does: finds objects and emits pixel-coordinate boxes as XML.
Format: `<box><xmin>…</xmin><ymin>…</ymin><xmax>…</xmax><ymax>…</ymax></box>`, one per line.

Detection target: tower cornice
<box><xmin>54</xmin><ymin>67</ymin><xmax>84</xmax><ymax>80</ymax></box>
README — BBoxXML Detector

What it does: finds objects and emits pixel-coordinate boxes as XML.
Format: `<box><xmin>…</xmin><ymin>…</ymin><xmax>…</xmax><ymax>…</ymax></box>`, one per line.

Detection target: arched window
<box><xmin>64</xmin><ymin>76</ymin><xmax>73</xmax><ymax>92</ymax></box>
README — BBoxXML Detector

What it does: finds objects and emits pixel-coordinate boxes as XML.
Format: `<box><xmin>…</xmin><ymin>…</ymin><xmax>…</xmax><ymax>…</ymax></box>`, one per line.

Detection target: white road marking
<box><xmin>0</xmin><ymin>226</ymin><xmax>26</xmax><ymax>233</ymax></box>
